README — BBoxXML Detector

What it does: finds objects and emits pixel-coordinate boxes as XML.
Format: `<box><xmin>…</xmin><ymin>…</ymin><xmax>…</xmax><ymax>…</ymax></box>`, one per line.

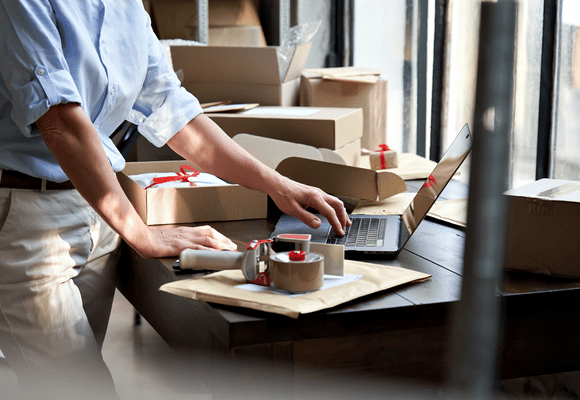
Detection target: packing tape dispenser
<box><xmin>177</xmin><ymin>234</ymin><xmax>344</xmax><ymax>292</ymax></box>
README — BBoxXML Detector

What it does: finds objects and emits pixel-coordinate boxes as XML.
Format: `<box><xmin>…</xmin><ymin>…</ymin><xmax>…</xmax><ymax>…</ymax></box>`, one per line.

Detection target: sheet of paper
<box><xmin>236</xmin><ymin>274</ymin><xmax>363</xmax><ymax>298</ymax></box>
<box><xmin>129</xmin><ymin>172</ymin><xmax>228</xmax><ymax>188</ymax></box>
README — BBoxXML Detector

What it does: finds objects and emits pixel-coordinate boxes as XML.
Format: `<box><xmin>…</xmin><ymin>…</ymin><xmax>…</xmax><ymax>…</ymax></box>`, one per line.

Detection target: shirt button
<box><xmin>37</xmin><ymin>68</ymin><xmax>45</xmax><ymax>76</ymax></box>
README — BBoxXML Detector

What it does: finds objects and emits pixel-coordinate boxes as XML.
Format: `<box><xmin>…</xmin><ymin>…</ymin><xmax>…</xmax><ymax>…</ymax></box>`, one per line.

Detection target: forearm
<box><xmin>167</xmin><ymin>114</ymin><xmax>286</xmax><ymax>196</ymax></box>
<box><xmin>36</xmin><ymin>103</ymin><xmax>152</xmax><ymax>255</ymax></box>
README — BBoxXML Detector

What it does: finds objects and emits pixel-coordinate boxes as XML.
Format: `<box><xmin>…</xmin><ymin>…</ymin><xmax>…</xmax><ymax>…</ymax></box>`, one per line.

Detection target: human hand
<box><xmin>136</xmin><ymin>225</ymin><xmax>238</xmax><ymax>259</ymax></box>
<box><xmin>269</xmin><ymin>176</ymin><xmax>351</xmax><ymax>236</ymax></box>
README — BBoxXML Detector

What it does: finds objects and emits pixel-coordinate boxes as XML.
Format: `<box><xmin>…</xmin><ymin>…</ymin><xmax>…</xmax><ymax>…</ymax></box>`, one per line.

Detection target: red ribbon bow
<box><xmin>378</xmin><ymin>144</ymin><xmax>391</xmax><ymax>169</ymax></box>
<box><xmin>421</xmin><ymin>174</ymin><xmax>438</xmax><ymax>189</ymax></box>
<box><xmin>144</xmin><ymin>165</ymin><xmax>200</xmax><ymax>189</ymax></box>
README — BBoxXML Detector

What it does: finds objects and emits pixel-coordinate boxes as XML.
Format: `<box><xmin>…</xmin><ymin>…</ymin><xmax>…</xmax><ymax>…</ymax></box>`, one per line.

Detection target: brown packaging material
<box><xmin>360</xmin><ymin>153</ymin><xmax>439</xmax><ymax>180</ymax></box>
<box><xmin>276</xmin><ymin>157</ymin><xmax>407</xmax><ymax>201</ymax></box>
<box><xmin>117</xmin><ymin>160</ymin><xmax>267</xmax><ymax>225</ymax></box>
<box><xmin>206</xmin><ymin>106</ymin><xmax>363</xmax><ymax>149</ymax></box>
<box><xmin>353</xmin><ymin>193</ymin><xmax>468</xmax><ymax>228</ymax></box>
<box><xmin>199</xmin><ymin>26</ymin><xmax>267</xmax><ymax>47</ymax></box>
<box><xmin>369</xmin><ymin>149</ymin><xmax>398</xmax><ymax>170</ymax></box>
<box><xmin>159</xmin><ymin>259</ymin><xmax>431</xmax><ymax>318</ymax></box>
<box><xmin>504</xmin><ymin>179</ymin><xmax>580</xmax><ymax>278</ymax></box>
<box><xmin>171</xmin><ymin>43</ymin><xmax>311</xmax><ymax>106</ymax></box>
<box><xmin>150</xmin><ymin>0</ymin><xmax>262</xmax><ymax>40</ymax></box>
<box><xmin>322</xmin><ymin>138</ymin><xmax>361</xmax><ymax>167</ymax></box>
<box><xmin>300</xmin><ymin>68</ymin><xmax>388</xmax><ymax>150</ymax></box>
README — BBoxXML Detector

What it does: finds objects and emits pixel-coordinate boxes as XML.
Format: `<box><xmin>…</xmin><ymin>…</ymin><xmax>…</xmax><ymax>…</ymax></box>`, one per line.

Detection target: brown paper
<box><xmin>353</xmin><ymin>194</ymin><xmax>468</xmax><ymax>228</ymax></box>
<box><xmin>159</xmin><ymin>260</ymin><xmax>430</xmax><ymax>318</ymax></box>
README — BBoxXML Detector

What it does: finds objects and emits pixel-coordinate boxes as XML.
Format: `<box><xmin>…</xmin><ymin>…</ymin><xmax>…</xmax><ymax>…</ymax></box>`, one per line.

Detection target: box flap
<box><xmin>275</xmin><ymin>157</ymin><xmax>406</xmax><ymax>201</ymax></box>
<box><xmin>505</xmin><ymin>179</ymin><xmax>580</xmax><ymax>203</ymax></box>
<box><xmin>282</xmin><ymin>42</ymin><xmax>312</xmax><ymax>82</ymax></box>
<box><xmin>171</xmin><ymin>45</ymin><xmax>282</xmax><ymax>84</ymax></box>
<box><xmin>233</xmin><ymin>133</ymin><xmax>323</xmax><ymax>169</ymax></box>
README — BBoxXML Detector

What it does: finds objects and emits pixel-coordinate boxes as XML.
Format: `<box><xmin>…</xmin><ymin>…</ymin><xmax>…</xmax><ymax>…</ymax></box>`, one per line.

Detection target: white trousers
<box><xmin>0</xmin><ymin>188</ymin><xmax>121</xmax><ymax>399</ymax></box>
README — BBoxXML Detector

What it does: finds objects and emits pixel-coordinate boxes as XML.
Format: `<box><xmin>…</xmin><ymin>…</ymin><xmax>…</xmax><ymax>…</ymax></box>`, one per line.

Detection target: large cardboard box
<box><xmin>171</xmin><ymin>43</ymin><xmax>311</xmax><ymax>106</ymax></box>
<box><xmin>504</xmin><ymin>179</ymin><xmax>580</xmax><ymax>278</ymax></box>
<box><xmin>117</xmin><ymin>160</ymin><xmax>268</xmax><ymax>225</ymax></box>
<box><xmin>206</xmin><ymin>106</ymin><xmax>363</xmax><ymax>149</ymax></box>
<box><xmin>300</xmin><ymin>68</ymin><xmax>388</xmax><ymax>150</ymax></box>
<box><xmin>150</xmin><ymin>0</ymin><xmax>263</xmax><ymax>40</ymax></box>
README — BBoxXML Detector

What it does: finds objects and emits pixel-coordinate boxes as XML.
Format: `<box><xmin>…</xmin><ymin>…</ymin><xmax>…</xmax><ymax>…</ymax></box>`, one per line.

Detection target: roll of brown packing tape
<box><xmin>269</xmin><ymin>251</ymin><xmax>324</xmax><ymax>293</ymax></box>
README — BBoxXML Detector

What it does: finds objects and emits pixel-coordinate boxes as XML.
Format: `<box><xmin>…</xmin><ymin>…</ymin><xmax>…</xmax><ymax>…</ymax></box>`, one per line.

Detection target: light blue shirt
<box><xmin>0</xmin><ymin>0</ymin><xmax>202</xmax><ymax>182</ymax></box>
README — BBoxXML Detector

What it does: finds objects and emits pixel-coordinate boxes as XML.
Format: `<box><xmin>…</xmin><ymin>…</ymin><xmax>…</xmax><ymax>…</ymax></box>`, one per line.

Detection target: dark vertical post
<box><xmin>536</xmin><ymin>0</ymin><xmax>558</xmax><ymax>179</ymax></box>
<box><xmin>416</xmin><ymin>0</ymin><xmax>429</xmax><ymax>157</ymax></box>
<box><xmin>430</xmin><ymin>0</ymin><xmax>447</xmax><ymax>161</ymax></box>
<box><xmin>447</xmin><ymin>0</ymin><xmax>516</xmax><ymax>398</ymax></box>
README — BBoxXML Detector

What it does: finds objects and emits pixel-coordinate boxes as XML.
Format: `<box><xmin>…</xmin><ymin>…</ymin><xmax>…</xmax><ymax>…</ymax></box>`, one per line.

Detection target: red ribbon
<box><xmin>378</xmin><ymin>144</ymin><xmax>391</xmax><ymax>169</ymax></box>
<box><xmin>246</xmin><ymin>238</ymin><xmax>273</xmax><ymax>250</ymax></box>
<box><xmin>421</xmin><ymin>174</ymin><xmax>438</xmax><ymax>189</ymax></box>
<box><xmin>144</xmin><ymin>165</ymin><xmax>200</xmax><ymax>189</ymax></box>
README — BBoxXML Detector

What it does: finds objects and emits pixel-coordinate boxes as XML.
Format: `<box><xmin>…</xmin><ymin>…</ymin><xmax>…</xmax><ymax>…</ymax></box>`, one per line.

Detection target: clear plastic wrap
<box><xmin>276</xmin><ymin>20</ymin><xmax>322</xmax><ymax>81</ymax></box>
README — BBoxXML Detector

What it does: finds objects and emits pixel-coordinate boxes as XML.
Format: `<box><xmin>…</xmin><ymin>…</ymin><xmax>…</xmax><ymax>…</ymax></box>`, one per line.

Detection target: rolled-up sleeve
<box><xmin>128</xmin><ymin>15</ymin><xmax>203</xmax><ymax>148</ymax></box>
<box><xmin>0</xmin><ymin>1</ymin><xmax>83</xmax><ymax>137</ymax></box>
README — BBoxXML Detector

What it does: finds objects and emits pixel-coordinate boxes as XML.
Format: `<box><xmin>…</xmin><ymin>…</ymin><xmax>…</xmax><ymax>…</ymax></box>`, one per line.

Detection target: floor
<box><xmin>1</xmin><ymin>290</ymin><xmax>580</xmax><ymax>399</ymax></box>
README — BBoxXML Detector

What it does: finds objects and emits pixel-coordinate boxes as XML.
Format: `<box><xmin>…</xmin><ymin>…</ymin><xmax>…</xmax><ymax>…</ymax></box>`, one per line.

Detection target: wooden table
<box><xmin>116</xmin><ymin>180</ymin><xmax>580</xmax><ymax>386</ymax></box>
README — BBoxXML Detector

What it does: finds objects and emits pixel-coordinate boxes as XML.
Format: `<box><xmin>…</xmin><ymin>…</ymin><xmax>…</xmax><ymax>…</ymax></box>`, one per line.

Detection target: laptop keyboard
<box><xmin>326</xmin><ymin>217</ymin><xmax>387</xmax><ymax>247</ymax></box>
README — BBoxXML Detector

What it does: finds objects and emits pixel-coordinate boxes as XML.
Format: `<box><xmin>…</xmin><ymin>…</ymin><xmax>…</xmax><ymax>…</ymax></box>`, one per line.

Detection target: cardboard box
<box><xmin>206</xmin><ymin>106</ymin><xmax>363</xmax><ymax>149</ymax></box>
<box><xmin>171</xmin><ymin>43</ymin><xmax>311</xmax><ymax>106</ymax></box>
<box><xmin>300</xmin><ymin>67</ymin><xmax>388</xmax><ymax>150</ymax></box>
<box><xmin>201</xmin><ymin>26</ymin><xmax>266</xmax><ymax>47</ymax></box>
<box><xmin>150</xmin><ymin>0</ymin><xmax>262</xmax><ymax>40</ymax></box>
<box><xmin>276</xmin><ymin>157</ymin><xmax>407</xmax><ymax>202</ymax></box>
<box><xmin>231</xmin><ymin>134</ymin><xmax>405</xmax><ymax>201</ymax></box>
<box><xmin>117</xmin><ymin>160</ymin><xmax>268</xmax><ymax>225</ymax></box>
<box><xmin>504</xmin><ymin>179</ymin><xmax>580</xmax><ymax>278</ymax></box>
<box><xmin>320</xmin><ymin>138</ymin><xmax>362</xmax><ymax>167</ymax></box>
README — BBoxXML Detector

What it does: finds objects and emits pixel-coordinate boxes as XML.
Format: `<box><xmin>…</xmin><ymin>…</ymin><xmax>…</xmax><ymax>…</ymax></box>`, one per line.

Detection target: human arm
<box><xmin>167</xmin><ymin>114</ymin><xmax>351</xmax><ymax>235</ymax></box>
<box><xmin>36</xmin><ymin>103</ymin><xmax>237</xmax><ymax>258</ymax></box>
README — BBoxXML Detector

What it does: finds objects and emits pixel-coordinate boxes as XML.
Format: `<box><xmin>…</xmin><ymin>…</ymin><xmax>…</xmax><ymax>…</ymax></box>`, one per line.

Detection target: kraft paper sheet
<box><xmin>353</xmin><ymin>193</ymin><xmax>468</xmax><ymax>228</ymax></box>
<box><xmin>159</xmin><ymin>260</ymin><xmax>430</xmax><ymax>319</ymax></box>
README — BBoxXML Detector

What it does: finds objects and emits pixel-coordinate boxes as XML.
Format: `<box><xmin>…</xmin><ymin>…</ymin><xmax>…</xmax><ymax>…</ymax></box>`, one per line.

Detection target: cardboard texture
<box><xmin>370</xmin><ymin>149</ymin><xmax>398</xmax><ymax>170</ymax></box>
<box><xmin>276</xmin><ymin>157</ymin><xmax>407</xmax><ymax>202</ymax></box>
<box><xmin>232</xmin><ymin>134</ymin><xmax>361</xmax><ymax>170</ymax></box>
<box><xmin>300</xmin><ymin>68</ymin><xmax>388</xmax><ymax>149</ymax></box>
<box><xmin>117</xmin><ymin>160</ymin><xmax>267</xmax><ymax>225</ymax></box>
<box><xmin>353</xmin><ymin>193</ymin><xmax>468</xmax><ymax>228</ymax></box>
<box><xmin>171</xmin><ymin>43</ymin><xmax>311</xmax><ymax>105</ymax></box>
<box><xmin>200</xmin><ymin>26</ymin><xmax>267</xmax><ymax>47</ymax></box>
<box><xmin>360</xmin><ymin>153</ymin><xmax>439</xmax><ymax>180</ymax></box>
<box><xmin>159</xmin><ymin>259</ymin><xmax>431</xmax><ymax>318</ymax></box>
<box><xmin>320</xmin><ymin>138</ymin><xmax>362</xmax><ymax>167</ymax></box>
<box><xmin>504</xmin><ymin>179</ymin><xmax>580</xmax><ymax>278</ymax></box>
<box><xmin>206</xmin><ymin>106</ymin><xmax>363</xmax><ymax>149</ymax></box>
<box><xmin>150</xmin><ymin>0</ymin><xmax>262</xmax><ymax>40</ymax></box>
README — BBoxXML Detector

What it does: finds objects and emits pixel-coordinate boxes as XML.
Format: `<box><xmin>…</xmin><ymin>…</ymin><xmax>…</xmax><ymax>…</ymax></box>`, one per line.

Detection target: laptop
<box><xmin>271</xmin><ymin>123</ymin><xmax>472</xmax><ymax>256</ymax></box>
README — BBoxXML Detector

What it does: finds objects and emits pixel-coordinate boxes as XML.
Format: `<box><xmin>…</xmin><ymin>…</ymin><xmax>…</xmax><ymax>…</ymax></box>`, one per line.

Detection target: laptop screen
<box><xmin>399</xmin><ymin>124</ymin><xmax>472</xmax><ymax>248</ymax></box>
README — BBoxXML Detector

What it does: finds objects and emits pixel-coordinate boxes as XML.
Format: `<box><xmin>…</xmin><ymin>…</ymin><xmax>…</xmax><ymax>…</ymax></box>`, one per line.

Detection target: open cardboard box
<box><xmin>504</xmin><ymin>179</ymin><xmax>580</xmax><ymax>278</ymax></box>
<box><xmin>171</xmin><ymin>42</ymin><xmax>311</xmax><ymax>106</ymax></box>
<box><xmin>233</xmin><ymin>134</ymin><xmax>407</xmax><ymax>202</ymax></box>
<box><xmin>117</xmin><ymin>160</ymin><xmax>268</xmax><ymax>225</ymax></box>
<box><xmin>207</xmin><ymin>106</ymin><xmax>363</xmax><ymax>149</ymax></box>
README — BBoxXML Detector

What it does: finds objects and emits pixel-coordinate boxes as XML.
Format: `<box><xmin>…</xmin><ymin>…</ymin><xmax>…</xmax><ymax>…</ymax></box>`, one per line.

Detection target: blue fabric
<box><xmin>0</xmin><ymin>0</ymin><xmax>202</xmax><ymax>182</ymax></box>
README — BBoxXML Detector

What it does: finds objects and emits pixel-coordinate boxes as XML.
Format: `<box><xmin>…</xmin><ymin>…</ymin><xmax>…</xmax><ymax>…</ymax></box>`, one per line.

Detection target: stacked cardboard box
<box><xmin>171</xmin><ymin>43</ymin><xmax>311</xmax><ymax>106</ymax></box>
<box><xmin>206</xmin><ymin>106</ymin><xmax>363</xmax><ymax>165</ymax></box>
<box><xmin>148</xmin><ymin>0</ymin><xmax>266</xmax><ymax>46</ymax></box>
<box><xmin>300</xmin><ymin>67</ymin><xmax>388</xmax><ymax>150</ymax></box>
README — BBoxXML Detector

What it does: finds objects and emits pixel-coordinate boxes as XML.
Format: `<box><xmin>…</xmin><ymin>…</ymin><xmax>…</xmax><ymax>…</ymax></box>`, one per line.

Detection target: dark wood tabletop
<box><xmin>117</xmin><ymin>179</ymin><xmax>580</xmax><ymax>384</ymax></box>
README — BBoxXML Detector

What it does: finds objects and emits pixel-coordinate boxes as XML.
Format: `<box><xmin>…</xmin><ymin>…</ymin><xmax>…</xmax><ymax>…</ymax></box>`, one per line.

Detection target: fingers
<box><xmin>145</xmin><ymin>225</ymin><xmax>237</xmax><ymax>258</ymax></box>
<box><xmin>308</xmin><ymin>193</ymin><xmax>348</xmax><ymax>236</ymax></box>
